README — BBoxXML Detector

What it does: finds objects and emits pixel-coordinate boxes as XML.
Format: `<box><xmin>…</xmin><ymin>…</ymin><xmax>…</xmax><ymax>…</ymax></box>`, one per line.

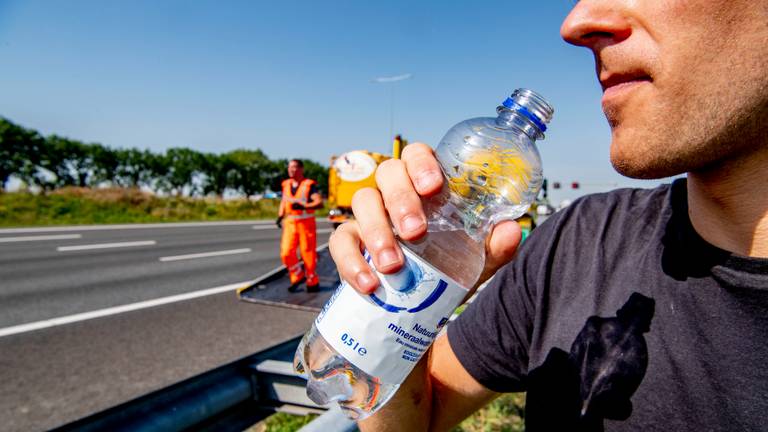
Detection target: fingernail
<box><xmin>356</xmin><ymin>272</ymin><xmax>377</xmax><ymax>292</ymax></box>
<box><xmin>401</xmin><ymin>215</ymin><xmax>425</xmax><ymax>234</ymax></box>
<box><xmin>378</xmin><ymin>248</ymin><xmax>400</xmax><ymax>268</ymax></box>
<box><xmin>415</xmin><ymin>171</ymin><xmax>441</xmax><ymax>190</ymax></box>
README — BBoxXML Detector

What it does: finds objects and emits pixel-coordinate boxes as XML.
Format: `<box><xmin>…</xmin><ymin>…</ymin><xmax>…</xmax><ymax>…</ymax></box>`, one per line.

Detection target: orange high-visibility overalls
<box><xmin>280</xmin><ymin>178</ymin><xmax>318</xmax><ymax>286</ymax></box>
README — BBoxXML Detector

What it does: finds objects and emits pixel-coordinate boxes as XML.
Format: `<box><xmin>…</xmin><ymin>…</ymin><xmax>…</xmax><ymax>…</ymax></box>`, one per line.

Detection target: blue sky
<box><xmin>0</xmin><ymin>0</ymin><xmax>667</xmax><ymax>203</ymax></box>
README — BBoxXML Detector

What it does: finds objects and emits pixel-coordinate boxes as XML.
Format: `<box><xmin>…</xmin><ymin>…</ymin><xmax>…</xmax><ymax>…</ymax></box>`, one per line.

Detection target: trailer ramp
<box><xmin>237</xmin><ymin>245</ymin><xmax>339</xmax><ymax>312</ymax></box>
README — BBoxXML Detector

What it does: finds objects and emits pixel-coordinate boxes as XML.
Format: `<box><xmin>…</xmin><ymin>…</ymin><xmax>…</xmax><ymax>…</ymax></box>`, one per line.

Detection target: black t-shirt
<box><xmin>448</xmin><ymin>179</ymin><xmax>768</xmax><ymax>431</ymax></box>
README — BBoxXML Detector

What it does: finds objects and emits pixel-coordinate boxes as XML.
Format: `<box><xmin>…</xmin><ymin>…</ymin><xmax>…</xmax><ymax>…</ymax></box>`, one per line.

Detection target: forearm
<box><xmin>358</xmin><ymin>334</ymin><xmax>498</xmax><ymax>432</ymax></box>
<box><xmin>359</xmin><ymin>354</ymin><xmax>432</xmax><ymax>431</ymax></box>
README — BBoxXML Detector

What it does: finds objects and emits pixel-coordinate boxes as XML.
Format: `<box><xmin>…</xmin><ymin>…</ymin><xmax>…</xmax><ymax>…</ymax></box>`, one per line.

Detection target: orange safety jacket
<box><xmin>281</xmin><ymin>179</ymin><xmax>317</xmax><ymax>219</ymax></box>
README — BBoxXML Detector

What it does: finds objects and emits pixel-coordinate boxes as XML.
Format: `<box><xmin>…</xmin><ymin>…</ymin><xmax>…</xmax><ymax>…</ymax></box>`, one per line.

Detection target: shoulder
<box><xmin>542</xmin><ymin>181</ymin><xmax>677</xmax><ymax>240</ymax></box>
<box><xmin>303</xmin><ymin>179</ymin><xmax>318</xmax><ymax>192</ymax></box>
<box><xmin>565</xmin><ymin>182</ymin><xmax>673</xmax><ymax>219</ymax></box>
<box><xmin>508</xmin><ymin>181</ymin><xmax>679</xmax><ymax>286</ymax></box>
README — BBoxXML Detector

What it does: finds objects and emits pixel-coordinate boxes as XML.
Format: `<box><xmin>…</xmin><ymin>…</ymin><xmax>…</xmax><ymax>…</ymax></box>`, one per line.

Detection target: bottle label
<box><xmin>315</xmin><ymin>245</ymin><xmax>467</xmax><ymax>384</ymax></box>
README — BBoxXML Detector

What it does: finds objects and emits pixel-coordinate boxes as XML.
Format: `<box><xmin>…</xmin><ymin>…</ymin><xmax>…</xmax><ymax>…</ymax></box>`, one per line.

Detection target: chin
<box><xmin>609</xmin><ymin>137</ymin><xmax>687</xmax><ymax>180</ymax></box>
<box><xmin>611</xmin><ymin>158</ymin><xmax>673</xmax><ymax>179</ymax></box>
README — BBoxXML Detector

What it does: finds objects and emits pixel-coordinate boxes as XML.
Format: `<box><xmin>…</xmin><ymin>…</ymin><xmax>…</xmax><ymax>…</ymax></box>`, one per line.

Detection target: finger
<box><xmin>401</xmin><ymin>143</ymin><xmax>443</xmax><ymax>196</ymax></box>
<box><xmin>351</xmin><ymin>187</ymin><xmax>405</xmax><ymax>274</ymax></box>
<box><xmin>329</xmin><ymin>221</ymin><xmax>380</xmax><ymax>294</ymax></box>
<box><xmin>376</xmin><ymin>159</ymin><xmax>427</xmax><ymax>240</ymax></box>
<box><xmin>478</xmin><ymin>220</ymin><xmax>522</xmax><ymax>283</ymax></box>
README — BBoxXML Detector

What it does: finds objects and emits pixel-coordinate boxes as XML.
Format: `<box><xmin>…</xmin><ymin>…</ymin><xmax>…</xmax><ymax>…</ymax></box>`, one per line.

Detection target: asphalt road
<box><xmin>0</xmin><ymin>221</ymin><xmax>332</xmax><ymax>432</ymax></box>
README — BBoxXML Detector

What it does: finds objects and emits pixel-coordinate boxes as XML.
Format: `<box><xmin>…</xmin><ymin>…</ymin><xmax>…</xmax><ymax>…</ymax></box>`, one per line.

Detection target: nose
<box><xmin>560</xmin><ymin>0</ymin><xmax>632</xmax><ymax>50</ymax></box>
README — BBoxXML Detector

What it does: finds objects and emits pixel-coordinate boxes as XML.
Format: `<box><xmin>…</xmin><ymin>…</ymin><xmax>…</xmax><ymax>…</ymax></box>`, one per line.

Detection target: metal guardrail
<box><xmin>51</xmin><ymin>335</ymin><xmax>331</xmax><ymax>432</ymax></box>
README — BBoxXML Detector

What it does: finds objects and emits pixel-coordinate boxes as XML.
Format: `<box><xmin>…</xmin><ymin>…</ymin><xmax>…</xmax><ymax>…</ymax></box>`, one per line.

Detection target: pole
<box><xmin>372</xmin><ymin>73</ymin><xmax>412</xmax><ymax>152</ymax></box>
<box><xmin>389</xmin><ymin>84</ymin><xmax>394</xmax><ymax>143</ymax></box>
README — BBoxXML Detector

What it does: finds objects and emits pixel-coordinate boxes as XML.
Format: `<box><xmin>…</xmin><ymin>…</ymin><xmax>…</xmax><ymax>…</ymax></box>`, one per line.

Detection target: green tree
<box><xmin>161</xmin><ymin>147</ymin><xmax>204</xmax><ymax>196</ymax></box>
<box><xmin>114</xmin><ymin>148</ymin><xmax>156</xmax><ymax>188</ymax></box>
<box><xmin>268</xmin><ymin>158</ymin><xmax>288</xmax><ymax>193</ymax></box>
<box><xmin>40</xmin><ymin>135</ymin><xmax>96</xmax><ymax>188</ymax></box>
<box><xmin>1</xmin><ymin>115</ymin><xmax>332</xmax><ymax>198</ymax></box>
<box><xmin>229</xmin><ymin>149</ymin><xmax>273</xmax><ymax>197</ymax></box>
<box><xmin>90</xmin><ymin>143</ymin><xmax>119</xmax><ymax>186</ymax></box>
<box><xmin>200</xmin><ymin>152</ymin><xmax>238</xmax><ymax>197</ymax></box>
<box><xmin>0</xmin><ymin>117</ymin><xmax>44</xmax><ymax>191</ymax></box>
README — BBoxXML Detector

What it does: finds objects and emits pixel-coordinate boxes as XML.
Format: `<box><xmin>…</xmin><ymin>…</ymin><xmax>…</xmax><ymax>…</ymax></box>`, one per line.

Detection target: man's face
<box><xmin>288</xmin><ymin>161</ymin><xmax>303</xmax><ymax>179</ymax></box>
<box><xmin>561</xmin><ymin>0</ymin><xmax>768</xmax><ymax>179</ymax></box>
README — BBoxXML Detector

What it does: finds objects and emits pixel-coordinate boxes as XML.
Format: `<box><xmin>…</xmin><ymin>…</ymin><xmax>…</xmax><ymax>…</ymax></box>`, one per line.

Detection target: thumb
<box><xmin>479</xmin><ymin>220</ymin><xmax>522</xmax><ymax>283</ymax></box>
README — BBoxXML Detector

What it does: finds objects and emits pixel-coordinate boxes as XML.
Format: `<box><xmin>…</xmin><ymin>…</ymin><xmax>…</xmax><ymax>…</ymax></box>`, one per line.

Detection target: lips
<box><xmin>600</xmin><ymin>72</ymin><xmax>653</xmax><ymax>92</ymax></box>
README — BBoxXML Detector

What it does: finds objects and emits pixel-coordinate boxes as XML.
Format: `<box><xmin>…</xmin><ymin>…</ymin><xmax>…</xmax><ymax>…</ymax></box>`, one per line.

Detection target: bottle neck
<box><xmin>495</xmin><ymin>106</ymin><xmax>545</xmax><ymax>141</ymax></box>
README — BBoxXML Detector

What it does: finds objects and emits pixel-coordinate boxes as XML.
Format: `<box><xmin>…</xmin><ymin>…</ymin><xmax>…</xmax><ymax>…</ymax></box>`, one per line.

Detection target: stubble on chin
<box><xmin>606</xmin><ymin>114</ymin><xmax>689</xmax><ymax>180</ymax></box>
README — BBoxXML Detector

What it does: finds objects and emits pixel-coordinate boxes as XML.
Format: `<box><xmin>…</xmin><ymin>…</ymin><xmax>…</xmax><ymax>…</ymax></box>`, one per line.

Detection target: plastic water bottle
<box><xmin>294</xmin><ymin>89</ymin><xmax>554</xmax><ymax>419</ymax></box>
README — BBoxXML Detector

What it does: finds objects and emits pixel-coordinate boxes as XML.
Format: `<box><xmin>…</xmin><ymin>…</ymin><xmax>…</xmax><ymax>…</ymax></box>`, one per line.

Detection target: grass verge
<box><xmin>0</xmin><ymin>188</ymin><xmax>330</xmax><ymax>227</ymax></box>
<box><xmin>251</xmin><ymin>393</ymin><xmax>524</xmax><ymax>432</ymax></box>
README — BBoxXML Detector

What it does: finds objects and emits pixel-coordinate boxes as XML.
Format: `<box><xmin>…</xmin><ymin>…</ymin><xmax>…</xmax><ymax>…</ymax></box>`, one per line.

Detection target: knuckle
<box><xmin>335</xmin><ymin>220</ymin><xmax>355</xmax><ymax>234</ymax></box>
<box><xmin>375</xmin><ymin>159</ymin><xmax>405</xmax><ymax>181</ymax></box>
<box><xmin>401</xmin><ymin>142</ymin><xmax>432</xmax><ymax>160</ymax></box>
<box><xmin>329</xmin><ymin>222</ymin><xmax>356</xmax><ymax>248</ymax></box>
<box><xmin>364</xmin><ymin>225</ymin><xmax>396</xmax><ymax>249</ymax></box>
<box><xmin>351</xmin><ymin>187</ymin><xmax>379</xmax><ymax>208</ymax></box>
<box><xmin>383</xmin><ymin>188</ymin><xmax>416</xmax><ymax>213</ymax></box>
<box><xmin>410</xmin><ymin>150</ymin><xmax>438</xmax><ymax>168</ymax></box>
<box><xmin>377</xmin><ymin>158</ymin><xmax>403</xmax><ymax>172</ymax></box>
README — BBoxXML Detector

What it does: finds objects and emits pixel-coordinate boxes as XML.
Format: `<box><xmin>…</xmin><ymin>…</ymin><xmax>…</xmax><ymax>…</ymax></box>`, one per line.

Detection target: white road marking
<box><xmin>0</xmin><ymin>234</ymin><xmax>82</xmax><ymax>243</ymax></box>
<box><xmin>256</xmin><ymin>226</ymin><xmax>333</xmax><ymax>234</ymax></box>
<box><xmin>0</xmin><ymin>219</ymin><xmax>331</xmax><ymax>234</ymax></box>
<box><xmin>252</xmin><ymin>225</ymin><xmax>278</xmax><ymax>230</ymax></box>
<box><xmin>0</xmin><ymin>280</ymin><xmax>254</xmax><ymax>338</ymax></box>
<box><xmin>0</xmin><ymin>243</ymin><xmax>331</xmax><ymax>338</ymax></box>
<box><xmin>159</xmin><ymin>248</ymin><xmax>252</xmax><ymax>262</ymax></box>
<box><xmin>57</xmin><ymin>240</ymin><xmax>156</xmax><ymax>252</ymax></box>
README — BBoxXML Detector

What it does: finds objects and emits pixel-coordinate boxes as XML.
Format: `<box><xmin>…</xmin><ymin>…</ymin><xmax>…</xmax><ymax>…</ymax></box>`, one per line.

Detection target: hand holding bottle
<box><xmin>298</xmin><ymin>89</ymin><xmax>553</xmax><ymax>419</ymax></box>
<box><xmin>329</xmin><ymin>142</ymin><xmax>524</xmax><ymax>295</ymax></box>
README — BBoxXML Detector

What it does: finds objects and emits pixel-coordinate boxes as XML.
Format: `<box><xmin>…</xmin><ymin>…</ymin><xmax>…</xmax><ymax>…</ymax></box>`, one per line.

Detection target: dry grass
<box><xmin>0</xmin><ymin>188</ymin><xmax>297</xmax><ymax>227</ymax></box>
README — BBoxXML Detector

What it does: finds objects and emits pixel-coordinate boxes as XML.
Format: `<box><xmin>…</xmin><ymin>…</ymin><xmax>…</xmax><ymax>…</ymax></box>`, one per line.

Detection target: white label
<box><xmin>315</xmin><ymin>246</ymin><xmax>467</xmax><ymax>384</ymax></box>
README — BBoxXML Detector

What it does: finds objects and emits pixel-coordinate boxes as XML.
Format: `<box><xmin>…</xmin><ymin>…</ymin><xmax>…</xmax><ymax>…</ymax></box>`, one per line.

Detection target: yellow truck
<box><xmin>327</xmin><ymin>136</ymin><xmax>407</xmax><ymax>227</ymax></box>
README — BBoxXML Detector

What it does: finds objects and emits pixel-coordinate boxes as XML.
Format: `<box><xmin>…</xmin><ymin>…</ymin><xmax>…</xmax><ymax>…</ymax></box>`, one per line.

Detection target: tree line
<box><xmin>0</xmin><ymin>117</ymin><xmax>328</xmax><ymax>197</ymax></box>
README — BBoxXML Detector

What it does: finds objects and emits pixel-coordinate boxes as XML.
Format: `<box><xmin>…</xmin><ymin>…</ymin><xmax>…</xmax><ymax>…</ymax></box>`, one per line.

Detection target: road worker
<box><xmin>276</xmin><ymin>159</ymin><xmax>323</xmax><ymax>292</ymax></box>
